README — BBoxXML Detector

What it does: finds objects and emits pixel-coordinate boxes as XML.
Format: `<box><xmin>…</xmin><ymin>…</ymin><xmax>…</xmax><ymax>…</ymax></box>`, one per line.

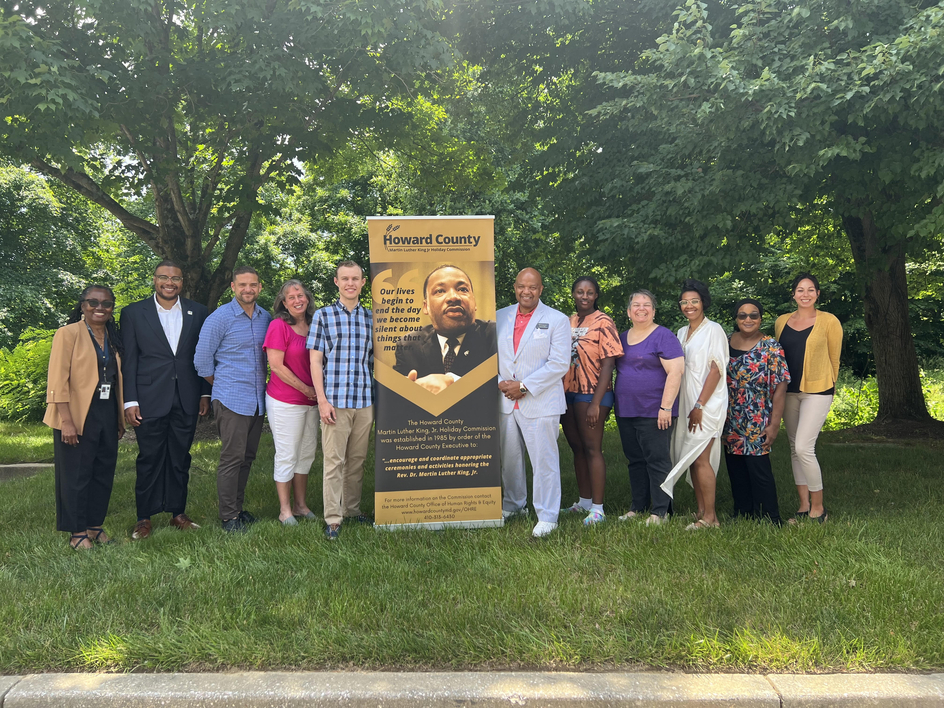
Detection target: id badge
<box><xmin>99</xmin><ymin>383</ymin><xmax>111</xmax><ymax>400</ymax></box>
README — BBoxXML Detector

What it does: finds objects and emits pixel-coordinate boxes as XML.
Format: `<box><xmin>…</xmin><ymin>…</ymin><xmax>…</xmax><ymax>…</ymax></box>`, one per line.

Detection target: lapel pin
<box><xmin>187</xmin><ymin>311</ymin><xmax>192</xmax><ymax>315</ymax></box>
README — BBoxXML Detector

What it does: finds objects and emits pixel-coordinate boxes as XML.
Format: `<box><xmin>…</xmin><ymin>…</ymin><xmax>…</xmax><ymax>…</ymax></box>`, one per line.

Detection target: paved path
<box><xmin>2</xmin><ymin>671</ymin><xmax>943</xmax><ymax>706</ymax></box>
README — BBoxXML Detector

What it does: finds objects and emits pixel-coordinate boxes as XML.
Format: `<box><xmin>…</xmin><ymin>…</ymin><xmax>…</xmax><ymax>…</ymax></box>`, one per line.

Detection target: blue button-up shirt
<box><xmin>194</xmin><ymin>298</ymin><xmax>272</xmax><ymax>416</ymax></box>
<box><xmin>307</xmin><ymin>300</ymin><xmax>373</xmax><ymax>409</ymax></box>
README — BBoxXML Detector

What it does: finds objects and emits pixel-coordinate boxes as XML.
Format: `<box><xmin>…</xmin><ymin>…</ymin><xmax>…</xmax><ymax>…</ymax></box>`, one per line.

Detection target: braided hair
<box><xmin>69</xmin><ymin>285</ymin><xmax>124</xmax><ymax>358</ymax></box>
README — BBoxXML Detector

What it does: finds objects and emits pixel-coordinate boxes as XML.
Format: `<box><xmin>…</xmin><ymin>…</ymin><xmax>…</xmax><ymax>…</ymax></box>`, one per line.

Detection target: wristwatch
<box><xmin>659</xmin><ymin>406</ymin><xmax>671</xmax><ymax>412</ymax></box>
<box><xmin>519</xmin><ymin>383</ymin><xmax>528</xmax><ymax>394</ymax></box>
<box><xmin>693</xmin><ymin>402</ymin><xmax>704</xmax><ymax>410</ymax></box>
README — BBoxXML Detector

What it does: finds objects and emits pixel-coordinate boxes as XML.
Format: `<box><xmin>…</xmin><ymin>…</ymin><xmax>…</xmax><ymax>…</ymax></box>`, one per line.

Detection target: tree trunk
<box><xmin>842</xmin><ymin>212</ymin><xmax>932</xmax><ymax>423</ymax></box>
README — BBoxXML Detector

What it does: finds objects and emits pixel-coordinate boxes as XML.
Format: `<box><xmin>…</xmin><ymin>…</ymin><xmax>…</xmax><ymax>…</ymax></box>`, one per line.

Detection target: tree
<box><xmin>0</xmin><ymin>0</ymin><xmax>454</xmax><ymax>306</ymax></box>
<box><xmin>0</xmin><ymin>164</ymin><xmax>103</xmax><ymax>347</ymax></box>
<box><xmin>586</xmin><ymin>0</ymin><xmax>944</xmax><ymax>424</ymax></box>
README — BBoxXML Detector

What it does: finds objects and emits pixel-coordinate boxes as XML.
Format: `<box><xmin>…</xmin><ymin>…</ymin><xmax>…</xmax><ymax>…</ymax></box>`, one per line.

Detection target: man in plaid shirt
<box><xmin>307</xmin><ymin>261</ymin><xmax>373</xmax><ymax>539</ymax></box>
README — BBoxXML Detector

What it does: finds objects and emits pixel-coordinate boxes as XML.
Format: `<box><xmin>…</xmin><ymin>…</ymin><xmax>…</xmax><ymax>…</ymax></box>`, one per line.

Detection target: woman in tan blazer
<box><xmin>44</xmin><ymin>285</ymin><xmax>124</xmax><ymax>549</ymax></box>
<box><xmin>774</xmin><ymin>273</ymin><xmax>842</xmax><ymax>524</ymax></box>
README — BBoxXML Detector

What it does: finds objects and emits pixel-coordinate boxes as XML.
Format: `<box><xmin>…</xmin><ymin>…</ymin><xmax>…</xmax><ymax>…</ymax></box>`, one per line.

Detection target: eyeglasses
<box><xmin>736</xmin><ymin>312</ymin><xmax>761</xmax><ymax>321</ymax></box>
<box><xmin>155</xmin><ymin>275</ymin><xmax>183</xmax><ymax>284</ymax></box>
<box><xmin>679</xmin><ymin>299</ymin><xmax>701</xmax><ymax>306</ymax></box>
<box><xmin>82</xmin><ymin>299</ymin><xmax>115</xmax><ymax>310</ymax></box>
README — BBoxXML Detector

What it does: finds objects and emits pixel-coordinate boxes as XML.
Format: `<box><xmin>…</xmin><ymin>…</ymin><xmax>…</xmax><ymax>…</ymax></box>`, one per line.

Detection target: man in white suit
<box><xmin>497</xmin><ymin>268</ymin><xmax>571</xmax><ymax>537</ymax></box>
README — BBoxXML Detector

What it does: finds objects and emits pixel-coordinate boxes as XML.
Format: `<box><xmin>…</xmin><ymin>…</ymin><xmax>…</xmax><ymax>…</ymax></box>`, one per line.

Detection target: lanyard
<box><xmin>86</xmin><ymin>324</ymin><xmax>111</xmax><ymax>384</ymax></box>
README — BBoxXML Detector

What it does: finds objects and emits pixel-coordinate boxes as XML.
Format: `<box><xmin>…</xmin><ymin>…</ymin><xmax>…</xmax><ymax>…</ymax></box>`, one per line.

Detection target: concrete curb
<box><xmin>1</xmin><ymin>671</ymin><xmax>942</xmax><ymax>707</ymax></box>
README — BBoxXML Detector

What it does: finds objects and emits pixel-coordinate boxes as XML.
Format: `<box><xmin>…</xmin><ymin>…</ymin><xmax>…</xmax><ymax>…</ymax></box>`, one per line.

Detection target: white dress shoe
<box><xmin>532</xmin><ymin>521</ymin><xmax>558</xmax><ymax>538</ymax></box>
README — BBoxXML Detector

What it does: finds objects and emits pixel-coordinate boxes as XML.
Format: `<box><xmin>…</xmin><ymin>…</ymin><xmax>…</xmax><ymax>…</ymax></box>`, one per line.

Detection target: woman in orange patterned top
<box><xmin>560</xmin><ymin>276</ymin><xmax>624</xmax><ymax>525</ymax></box>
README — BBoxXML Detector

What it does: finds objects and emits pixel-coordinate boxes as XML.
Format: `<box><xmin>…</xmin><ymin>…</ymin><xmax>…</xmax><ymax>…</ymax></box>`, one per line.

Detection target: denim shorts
<box><xmin>565</xmin><ymin>391</ymin><xmax>614</xmax><ymax>407</ymax></box>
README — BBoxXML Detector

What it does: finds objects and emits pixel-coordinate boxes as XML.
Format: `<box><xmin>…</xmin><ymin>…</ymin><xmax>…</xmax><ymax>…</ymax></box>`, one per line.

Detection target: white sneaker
<box><xmin>583</xmin><ymin>509</ymin><xmax>605</xmax><ymax>526</ymax></box>
<box><xmin>532</xmin><ymin>521</ymin><xmax>558</xmax><ymax>538</ymax></box>
<box><xmin>645</xmin><ymin>514</ymin><xmax>667</xmax><ymax>526</ymax></box>
<box><xmin>618</xmin><ymin>510</ymin><xmax>639</xmax><ymax>521</ymax></box>
<box><xmin>502</xmin><ymin>507</ymin><xmax>529</xmax><ymax>520</ymax></box>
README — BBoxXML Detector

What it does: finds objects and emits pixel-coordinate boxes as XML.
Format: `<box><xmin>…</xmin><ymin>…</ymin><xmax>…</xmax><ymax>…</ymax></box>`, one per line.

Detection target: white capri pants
<box><xmin>782</xmin><ymin>392</ymin><xmax>833</xmax><ymax>493</ymax></box>
<box><xmin>266</xmin><ymin>394</ymin><xmax>319</xmax><ymax>483</ymax></box>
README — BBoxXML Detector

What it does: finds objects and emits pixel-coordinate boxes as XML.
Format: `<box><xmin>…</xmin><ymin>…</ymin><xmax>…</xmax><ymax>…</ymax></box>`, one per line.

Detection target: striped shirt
<box><xmin>194</xmin><ymin>298</ymin><xmax>271</xmax><ymax>416</ymax></box>
<box><xmin>307</xmin><ymin>300</ymin><xmax>373</xmax><ymax>409</ymax></box>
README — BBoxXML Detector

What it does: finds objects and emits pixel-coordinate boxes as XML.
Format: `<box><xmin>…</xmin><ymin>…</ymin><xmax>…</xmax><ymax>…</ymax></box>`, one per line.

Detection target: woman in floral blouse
<box><xmin>723</xmin><ymin>298</ymin><xmax>790</xmax><ymax>525</ymax></box>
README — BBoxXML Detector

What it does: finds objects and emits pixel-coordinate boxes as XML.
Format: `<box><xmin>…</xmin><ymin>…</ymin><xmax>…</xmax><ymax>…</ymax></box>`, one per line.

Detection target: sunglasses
<box><xmin>736</xmin><ymin>312</ymin><xmax>761</xmax><ymax>321</ymax></box>
<box><xmin>82</xmin><ymin>299</ymin><xmax>115</xmax><ymax>310</ymax></box>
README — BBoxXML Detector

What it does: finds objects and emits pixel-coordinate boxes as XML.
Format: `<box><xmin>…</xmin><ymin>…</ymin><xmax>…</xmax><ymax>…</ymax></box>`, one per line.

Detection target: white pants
<box><xmin>500</xmin><ymin>409</ymin><xmax>561</xmax><ymax>523</ymax></box>
<box><xmin>266</xmin><ymin>394</ymin><xmax>319</xmax><ymax>483</ymax></box>
<box><xmin>783</xmin><ymin>392</ymin><xmax>833</xmax><ymax>492</ymax></box>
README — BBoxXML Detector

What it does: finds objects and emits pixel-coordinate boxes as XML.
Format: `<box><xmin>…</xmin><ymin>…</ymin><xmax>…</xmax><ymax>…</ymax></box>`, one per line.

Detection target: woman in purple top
<box><xmin>264</xmin><ymin>279</ymin><xmax>319</xmax><ymax>525</ymax></box>
<box><xmin>614</xmin><ymin>290</ymin><xmax>684</xmax><ymax>524</ymax></box>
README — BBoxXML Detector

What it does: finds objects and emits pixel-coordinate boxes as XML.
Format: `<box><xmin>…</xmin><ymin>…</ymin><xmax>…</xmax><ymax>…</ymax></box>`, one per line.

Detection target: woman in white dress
<box><xmin>660</xmin><ymin>279</ymin><xmax>728</xmax><ymax>529</ymax></box>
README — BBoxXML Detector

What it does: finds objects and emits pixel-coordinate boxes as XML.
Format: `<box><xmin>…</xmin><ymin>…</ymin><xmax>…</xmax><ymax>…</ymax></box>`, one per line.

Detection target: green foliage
<box><xmin>0</xmin><ymin>328</ymin><xmax>53</xmax><ymax>422</ymax></box>
<box><xmin>825</xmin><ymin>365</ymin><xmax>944</xmax><ymax>430</ymax></box>
<box><xmin>578</xmin><ymin>0</ymin><xmax>944</xmax><ymax>419</ymax></box>
<box><xmin>0</xmin><ymin>0</ymin><xmax>464</xmax><ymax>306</ymax></box>
<box><xmin>0</xmin><ymin>166</ymin><xmax>89</xmax><ymax>347</ymax></box>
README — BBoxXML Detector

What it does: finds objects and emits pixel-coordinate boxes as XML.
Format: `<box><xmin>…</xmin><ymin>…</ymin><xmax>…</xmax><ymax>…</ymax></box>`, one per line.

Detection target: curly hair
<box><xmin>679</xmin><ymin>278</ymin><xmax>711</xmax><ymax>310</ymax></box>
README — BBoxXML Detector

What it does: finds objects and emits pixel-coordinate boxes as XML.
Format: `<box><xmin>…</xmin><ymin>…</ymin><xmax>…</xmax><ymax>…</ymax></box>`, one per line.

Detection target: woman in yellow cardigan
<box><xmin>774</xmin><ymin>274</ymin><xmax>842</xmax><ymax>524</ymax></box>
<box><xmin>44</xmin><ymin>285</ymin><xmax>125</xmax><ymax>549</ymax></box>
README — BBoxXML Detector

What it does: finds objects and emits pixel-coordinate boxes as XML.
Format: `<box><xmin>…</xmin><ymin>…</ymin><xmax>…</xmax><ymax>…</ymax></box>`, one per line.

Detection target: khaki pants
<box><xmin>321</xmin><ymin>406</ymin><xmax>373</xmax><ymax>525</ymax></box>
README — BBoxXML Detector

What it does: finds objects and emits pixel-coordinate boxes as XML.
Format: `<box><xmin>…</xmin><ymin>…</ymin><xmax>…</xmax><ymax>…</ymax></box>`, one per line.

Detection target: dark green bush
<box><xmin>0</xmin><ymin>328</ymin><xmax>54</xmax><ymax>421</ymax></box>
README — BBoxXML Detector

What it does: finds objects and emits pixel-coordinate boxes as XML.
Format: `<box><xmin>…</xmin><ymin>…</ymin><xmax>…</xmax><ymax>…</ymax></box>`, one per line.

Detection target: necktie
<box><xmin>443</xmin><ymin>337</ymin><xmax>460</xmax><ymax>373</ymax></box>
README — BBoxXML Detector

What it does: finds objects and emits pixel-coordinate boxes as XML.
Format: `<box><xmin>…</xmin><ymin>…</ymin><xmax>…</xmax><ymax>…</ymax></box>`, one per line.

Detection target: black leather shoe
<box><xmin>238</xmin><ymin>510</ymin><xmax>258</xmax><ymax>525</ymax></box>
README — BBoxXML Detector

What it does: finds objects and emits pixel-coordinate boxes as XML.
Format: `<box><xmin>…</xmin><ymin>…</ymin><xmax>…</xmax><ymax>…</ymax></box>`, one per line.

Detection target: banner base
<box><xmin>374</xmin><ymin>519</ymin><xmax>504</xmax><ymax>532</ymax></box>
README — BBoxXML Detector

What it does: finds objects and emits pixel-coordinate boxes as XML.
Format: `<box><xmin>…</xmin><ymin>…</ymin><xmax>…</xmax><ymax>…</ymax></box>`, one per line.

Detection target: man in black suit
<box><xmin>394</xmin><ymin>264</ymin><xmax>496</xmax><ymax>394</ymax></box>
<box><xmin>121</xmin><ymin>260</ymin><xmax>211</xmax><ymax>539</ymax></box>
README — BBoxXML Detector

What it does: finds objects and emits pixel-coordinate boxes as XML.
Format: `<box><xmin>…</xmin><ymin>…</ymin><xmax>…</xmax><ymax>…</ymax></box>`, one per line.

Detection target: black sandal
<box><xmin>87</xmin><ymin>527</ymin><xmax>115</xmax><ymax>545</ymax></box>
<box><xmin>70</xmin><ymin>533</ymin><xmax>91</xmax><ymax>550</ymax></box>
<box><xmin>810</xmin><ymin>509</ymin><xmax>829</xmax><ymax>524</ymax></box>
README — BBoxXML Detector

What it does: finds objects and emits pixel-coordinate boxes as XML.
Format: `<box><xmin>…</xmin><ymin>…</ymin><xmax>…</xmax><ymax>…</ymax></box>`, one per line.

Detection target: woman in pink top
<box><xmin>264</xmin><ymin>279</ymin><xmax>319</xmax><ymax>525</ymax></box>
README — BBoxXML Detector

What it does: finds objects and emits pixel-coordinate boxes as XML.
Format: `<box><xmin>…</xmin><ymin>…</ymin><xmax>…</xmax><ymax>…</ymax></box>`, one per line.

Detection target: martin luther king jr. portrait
<box><xmin>393</xmin><ymin>264</ymin><xmax>496</xmax><ymax>394</ymax></box>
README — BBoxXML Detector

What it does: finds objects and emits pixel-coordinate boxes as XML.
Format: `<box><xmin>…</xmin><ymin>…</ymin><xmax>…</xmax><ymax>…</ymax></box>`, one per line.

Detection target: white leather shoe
<box><xmin>532</xmin><ymin>521</ymin><xmax>558</xmax><ymax>538</ymax></box>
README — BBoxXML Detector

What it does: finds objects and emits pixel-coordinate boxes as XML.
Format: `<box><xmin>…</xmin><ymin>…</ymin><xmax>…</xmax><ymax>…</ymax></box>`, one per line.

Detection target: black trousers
<box><xmin>724</xmin><ymin>452</ymin><xmax>781</xmax><ymax>524</ymax></box>
<box><xmin>134</xmin><ymin>383</ymin><xmax>199</xmax><ymax>519</ymax></box>
<box><xmin>54</xmin><ymin>394</ymin><xmax>118</xmax><ymax>532</ymax></box>
<box><xmin>616</xmin><ymin>416</ymin><xmax>674</xmax><ymax>517</ymax></box>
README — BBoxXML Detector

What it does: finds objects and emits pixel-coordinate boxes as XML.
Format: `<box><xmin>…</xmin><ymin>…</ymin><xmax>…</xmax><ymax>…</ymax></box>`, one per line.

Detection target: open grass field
<box><xmin>1</xmin><ymin>418</ymin><xmax>942</xmax><ymax>674</ymax></box>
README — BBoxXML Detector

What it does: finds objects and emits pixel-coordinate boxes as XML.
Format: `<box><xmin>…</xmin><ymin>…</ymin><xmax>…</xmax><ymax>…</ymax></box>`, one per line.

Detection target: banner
<box><xmin>368</xmin><ymin>216</ymin><xmax>502</xmax><ymax>529</ymax></box>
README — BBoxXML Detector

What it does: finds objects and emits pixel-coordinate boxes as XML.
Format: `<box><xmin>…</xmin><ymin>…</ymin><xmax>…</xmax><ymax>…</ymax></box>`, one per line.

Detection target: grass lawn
<box><xmin>0</xmin><ymin>421</ymin><xmax>54</xmax><ymax>464</ymax></box>
<box><xmin>0</xmin><ymin>420</ymin><xmax>942</xmax><ymax>673</ymax></box>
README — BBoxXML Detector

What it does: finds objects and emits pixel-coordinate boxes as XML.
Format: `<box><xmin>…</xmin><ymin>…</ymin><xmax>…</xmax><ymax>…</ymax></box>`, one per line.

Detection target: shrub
<box><xmin>824</xmin><ymin>366</ymin><xmax>944</xmax><ymax>430</ymax></box>
<box><xmin>0</xmin><ymin>328</ymin><xmax>54</xmax><ymax>421</ymax></box>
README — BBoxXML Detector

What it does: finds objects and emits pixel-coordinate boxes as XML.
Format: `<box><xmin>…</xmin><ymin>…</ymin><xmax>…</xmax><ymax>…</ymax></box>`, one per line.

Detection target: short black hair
<box><xmin>232</xmin><ymin>265</ymin><xmax>258</xmax><ymax>279</ymax></box>
<box><xmin>154</xmin><ymin>259</ymin><xmax>182</xmax><ymax>274</ymax></box>
<box><xmin>572</xmin><ymin>275</ymin><xmax>600</xmax><ymax>310</ymax></box>
<box><xmin>791</xmin><ymin>272</ymin><xmax>820</xmax><ymax>293</ymax></box>
<box><xmin>679</xmin><ymin>278</ymin><xmax>711</xmax><ymax>310</ymax></box>
<box><xmin>424</xmin><ymin>264</ymin><xmax>473</xmax><ymax>299</ymax></box>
